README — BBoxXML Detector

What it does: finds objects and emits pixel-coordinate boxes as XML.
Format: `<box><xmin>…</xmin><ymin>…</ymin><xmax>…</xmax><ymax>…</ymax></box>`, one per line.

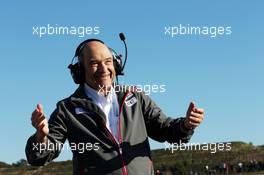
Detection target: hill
<box><xmin>0</xmin><ymin>141</ymin><xmax>263</xmax><ymax>175</ymax></box>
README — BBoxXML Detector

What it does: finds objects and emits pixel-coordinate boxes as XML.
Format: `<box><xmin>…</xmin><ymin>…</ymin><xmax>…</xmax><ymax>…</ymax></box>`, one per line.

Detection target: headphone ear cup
<box><xmin>113</xmin><ymin>55</ymin><xmax>123</xmax><ymax>75</ymax></box>
<box><xmin>78</xmin><ymin>62</ymin><xmax>85</xmax><ymax>83</ymax></box>
<box><xmin>109</xmin><ymin>48</ymin><xmax>123</xmax><ymax>76</ymax></box>
<box><xmin>68</xmin><ymin>62</ymin><xmax>85</xmax><ymax>84</ymax></box>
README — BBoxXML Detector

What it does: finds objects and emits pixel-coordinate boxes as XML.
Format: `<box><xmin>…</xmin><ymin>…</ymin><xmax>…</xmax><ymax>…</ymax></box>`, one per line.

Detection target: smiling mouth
<box><xmin>95</xmin><ymin>74</ymin><xmax>111</xmax><ymax>80</ymax></box>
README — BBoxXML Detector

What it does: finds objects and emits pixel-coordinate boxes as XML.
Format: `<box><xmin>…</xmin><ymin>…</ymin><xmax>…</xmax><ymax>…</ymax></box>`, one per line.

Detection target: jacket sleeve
<box><xmin>25</xmin><ymin>102</ymin><xmax>68</xmax><ymax>166</ymax></box>
<box><xmin>139</xmin><ymin>92</ymin><xmax>194</xmax><ymax>144</ymax></box>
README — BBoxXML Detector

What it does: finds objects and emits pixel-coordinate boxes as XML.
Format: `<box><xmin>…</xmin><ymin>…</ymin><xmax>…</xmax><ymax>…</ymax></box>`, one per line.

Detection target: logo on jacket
<box><xmin>125</xmin><ymin>92</ymin><xmax>137</xmax><ymax>107</ymax></box>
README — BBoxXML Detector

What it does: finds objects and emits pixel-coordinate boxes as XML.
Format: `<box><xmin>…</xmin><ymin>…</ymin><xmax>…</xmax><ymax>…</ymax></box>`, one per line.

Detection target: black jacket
<box><xmin>26</xmin><ymin>85</ymin><xmax>194</xmax><ymax>175</ymax></box>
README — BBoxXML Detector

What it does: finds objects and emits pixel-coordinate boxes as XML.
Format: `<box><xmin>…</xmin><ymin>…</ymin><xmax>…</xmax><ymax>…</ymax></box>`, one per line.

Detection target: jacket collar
<box><xmin>69</xmin><ymin>84</ymin><xmax>128</xmax><ymax>104</ymax></box>
<box><xmin>68</xmin><ymin>84</ymin><xmax>129</xmax><ymax>122</ymax></box>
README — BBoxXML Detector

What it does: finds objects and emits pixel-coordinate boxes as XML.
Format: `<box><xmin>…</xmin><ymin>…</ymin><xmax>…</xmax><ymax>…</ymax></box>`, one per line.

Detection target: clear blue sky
<box><xmin>0</xmin><ymin>0</ymin><xmax>263</xmax><ymax>164</ymax></box>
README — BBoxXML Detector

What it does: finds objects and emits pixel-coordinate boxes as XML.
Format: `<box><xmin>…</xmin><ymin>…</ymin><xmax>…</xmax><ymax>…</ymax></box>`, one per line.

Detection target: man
<box><xmin>26</xmin><ymin>40</ymin><xmax>204</xmax><ymax>175</ymax></box>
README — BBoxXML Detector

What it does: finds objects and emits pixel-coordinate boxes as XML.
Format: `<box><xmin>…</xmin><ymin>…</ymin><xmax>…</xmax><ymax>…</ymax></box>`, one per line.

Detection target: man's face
<box><xmin>81</xmin><ymin>41</ymin><xmax>116</xmax><ymax>91</ymax></box>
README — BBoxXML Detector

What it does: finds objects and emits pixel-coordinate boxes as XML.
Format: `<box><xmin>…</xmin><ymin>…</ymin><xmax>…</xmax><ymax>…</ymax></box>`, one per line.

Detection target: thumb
<box><xmin>187</xmin><ymin>101</ymin><xmax>195</xmax><ymax>114</ymax></box>
<box><xmin>36</xmin><ymin>103</ymin><xmax>43</xmax><ymax>113</ymax></box>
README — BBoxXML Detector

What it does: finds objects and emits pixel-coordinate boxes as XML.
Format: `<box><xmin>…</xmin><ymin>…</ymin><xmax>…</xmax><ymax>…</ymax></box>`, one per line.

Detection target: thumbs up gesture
<box><xmin>31</xmin><ymin>104</ymin><xmax>49</xmax><ymax>143</ymax></box>
<box><xmin>184</xmin><ymin>101</ymin><xmax>204</xmax><ymax>129</ymax></box>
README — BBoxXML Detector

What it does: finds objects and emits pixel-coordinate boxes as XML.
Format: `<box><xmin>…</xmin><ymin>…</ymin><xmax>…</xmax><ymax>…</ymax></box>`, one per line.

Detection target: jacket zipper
<box><xmin>101</xmin><ymin>91</ymin><xmax>129</xmax><ymax>175</ymax></box>
<box><xmin>103</xmin><ymin>125</ymin><xmax>127</xmax><ymax>175</ymax></box>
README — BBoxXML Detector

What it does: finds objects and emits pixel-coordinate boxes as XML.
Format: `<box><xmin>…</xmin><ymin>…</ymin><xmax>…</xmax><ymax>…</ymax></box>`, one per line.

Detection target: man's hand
<box><xmin>184</xmin><ymin>101</ymin><xmax>204</xmax><ymax>129</ymax></box>
<box><xmin>31</xmin><ymin>104</ymin><xmax>49</xmax><ymax>143</ymax></box>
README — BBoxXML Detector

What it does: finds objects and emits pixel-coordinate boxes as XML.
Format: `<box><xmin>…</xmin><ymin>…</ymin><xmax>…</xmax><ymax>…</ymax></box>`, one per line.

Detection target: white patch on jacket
<box><xmin>125</xmin><ymin>93</ymin><xmax>137</xmax><ymax>107</ymax></box>
<box><xmin>75</xmin><ymin>107</ymin><xmax>88</xmax><ymax>114</ymax></box>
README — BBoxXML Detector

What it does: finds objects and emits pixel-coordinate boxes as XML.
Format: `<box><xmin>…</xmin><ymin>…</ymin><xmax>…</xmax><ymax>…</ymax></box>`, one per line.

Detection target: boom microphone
<box><xmin>119</xmin><ymin>32</ymin><xmax>128</xmax><ymax>72</ymax></box>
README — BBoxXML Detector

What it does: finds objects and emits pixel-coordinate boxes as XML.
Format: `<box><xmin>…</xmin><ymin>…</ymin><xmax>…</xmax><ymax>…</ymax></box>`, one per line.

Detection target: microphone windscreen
<box><xmin>119</xmin><ymin>33</ymin><xmax>125</xmax><ymax>41</ymax></box>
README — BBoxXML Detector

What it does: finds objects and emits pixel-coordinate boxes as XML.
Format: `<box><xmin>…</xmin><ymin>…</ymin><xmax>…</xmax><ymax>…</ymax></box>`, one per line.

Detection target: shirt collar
<box><xmin>84</xmin><ymin>83</ymin><xmax>114</xmax><ymax>104</ymax></box>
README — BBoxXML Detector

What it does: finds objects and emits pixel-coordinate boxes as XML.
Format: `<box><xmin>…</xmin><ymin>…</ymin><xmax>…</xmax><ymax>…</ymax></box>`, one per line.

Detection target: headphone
<box><xmin>68</xmin><ymin>38</ymin><xmax>125</xmax><ymax>84</ymax></box>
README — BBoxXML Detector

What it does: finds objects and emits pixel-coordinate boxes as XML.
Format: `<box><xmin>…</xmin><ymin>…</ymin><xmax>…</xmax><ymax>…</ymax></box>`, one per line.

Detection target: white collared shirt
<box><xmin>84</xmin><ymin>83</ymin><xmax>119</xmax><ymax>141</ymax></box>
